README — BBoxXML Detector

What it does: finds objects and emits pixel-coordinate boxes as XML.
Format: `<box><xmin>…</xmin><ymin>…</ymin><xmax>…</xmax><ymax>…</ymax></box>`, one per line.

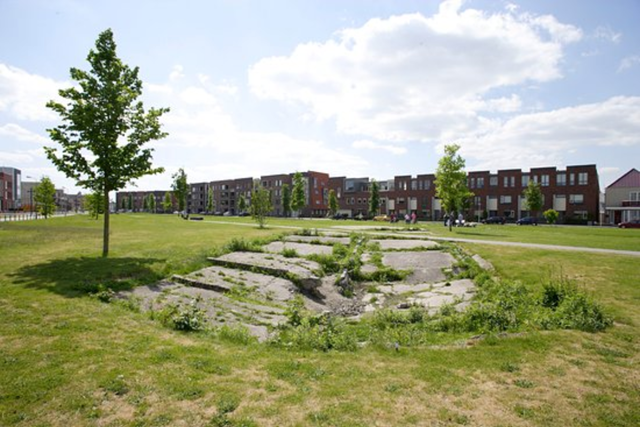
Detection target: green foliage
<box><xmin>275</xmin><ymin>312</ymin><xmax>359</xmax><ymax>352</ymax></box>
<box><xmin>216</xmin><ymin>325</ymin><xmax>256</xmax><ymax>345</ymax></box>
<box><xmin>435</xmin><ymin>144</ymin><xmax>473</xmax><ymax>228</ymax></box>
<box><xmin>291</xmin><ymin>171</ymin><xmax>306</xmax><ymax>216</ymax></box>
<box><xmin>328</xmin><ymin>189</ymin><xmax>338</xmax><ymax>217</ymax></box>
<box><xmin>45</xmin><ymin>28</ymin><xmax>167</xmax><ymax>256</ymax></box>
<box><xmin>249</xmin><ymin>180</ymin><xmax>273</xmax><ymax>228</ymax></box>
<box><xmin>171</xmin><ymin>168</ymin><xmax>189</xmax><ymax>213</ymax></box>
<box><xmin>368</xmin><ymin>179</ymin><xmax>380</xmax><ymax>217</ymax></box>
<box><xmin>281</xmin><ymin>248</ymin><xmax>299</xmax><ymax>258</ymax></box>
<box><xmin>147</xmin><ymin>193</ymin><xmax>156</xmax><ymax>213</ymax></box>
<box><xmin>34</xmin><ymin>176</ymin><xmax>57</xmax><ymax>218</ymax></box>
<box><xmin>162</xmin><ymin>191</ymin><xmax>173</xmax><ymax>213</ymax></box>
<box><xmin>544</xmin><ymin>208</ymin><xmax>559</xmax><ymax>225</ymax></box>
<box><xmin>207</xmin><ymin>187</ymin><xmax>215</xmax><ymax>213</ymax></box>
<box><xmin>85</xmin><ymin>191</ymin><xmax>104</xmax><ymax>219</ymax></box>
<box><xmin>223</xmin><ymin>237</ymin><xmax>264</xmax><ymax>253</ymax></box>
<box><xmin>281</xmin><ymin>183</ymin><xmax>291</xmax><ymax>217</ymax></box>
<box><xmin>156</xmin><ymin>298</ymin><xmax>206</xmax><ymax>331</ymax></box>
<box><xmin>523</xmin><ymin>180</ymin><xmax>543</xmax><ymax>215</ymax></box>
<box><xmin>237</xmin><ymin>194</ymin><xmax>246</xmax><ymax>213</ymax></box>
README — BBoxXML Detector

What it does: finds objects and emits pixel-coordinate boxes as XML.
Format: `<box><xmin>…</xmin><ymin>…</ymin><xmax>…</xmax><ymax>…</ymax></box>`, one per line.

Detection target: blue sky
<box><xmin>1</xmin><ymin>0</ymin><xmax>639</xmax><ymax>193</ymax></box>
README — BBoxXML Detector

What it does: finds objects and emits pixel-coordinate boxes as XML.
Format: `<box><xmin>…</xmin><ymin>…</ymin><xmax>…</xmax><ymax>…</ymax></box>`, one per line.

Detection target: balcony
<box><xmin>622</xmin><ymin>200</ymin><xmax>640</xmax><ymax>207</ymax></box>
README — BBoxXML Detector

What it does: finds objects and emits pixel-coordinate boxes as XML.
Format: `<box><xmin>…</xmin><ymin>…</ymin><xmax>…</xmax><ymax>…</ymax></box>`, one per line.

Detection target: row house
<box><xmin>116</xmin><ymin>190</ymin><xmax>177</xmax><ymax>213</ymax></box>
<box><xmin>302</xmin><ymin>171</ymin><xmax>330</xmax><ymax>217</ymax></box>
<box><xmin>605</xmin><ymin>168</ymin><xmax>640</xmax><ymax>224</ymax></box>
<box><xmin>208</xmin><ymin>177</ymin><xmax>253</xmax><ymax>215</ymax></box>
<box><xmin>329</xmin><ymin>176</ymin><xmax>370</xmax><ymax>218</ymax></box>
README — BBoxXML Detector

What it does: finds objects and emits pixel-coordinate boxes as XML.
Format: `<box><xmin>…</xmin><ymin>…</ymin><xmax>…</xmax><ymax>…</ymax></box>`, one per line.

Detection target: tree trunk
<box><xmin>102</xmin><ymin>190</ymin><xmax>110</xmax><ymax>257</ymax></box>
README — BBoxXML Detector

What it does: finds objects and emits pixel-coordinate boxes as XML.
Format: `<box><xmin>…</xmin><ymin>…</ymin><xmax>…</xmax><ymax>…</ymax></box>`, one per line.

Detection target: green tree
<box><xmin>250</xmin><ymin>180</ymin><xmax>273</xmax><ymax>228</ymax></box>
<box><xmin>147</xmin><ymin>193</ymin><xmax>156</xmax><ymax>213</ymax></box>
<box><xmin>143</xmin><ymin>194</ymin><xmax>149</xmax><ymax>212</ymax></box>
<box><xmin>45</xmin><ymin>29</ymin><xmax>168</xmax><ymax>257</ymax></box>
<box><xmin>291</xmin><ymin>172</ymin><xmax>306</xmax><ymax>217</ymax></box>
<box><xmin>120</xmin><ymin>196</ymin><xmax>126</xmax><ymax>211</ymax></box>
<box><xmin>171</xmin><ymin>168</ymin><xmax>189</xmax><ymax>214</ymax></box>
<box><xmin>162</xmin><ymin>191</ymin><xmax>173</xmax><ymax>213</ymax></box>
<box><xmin>368</xmin><ymin>179</ymin><xmax>380</xmax><ymax>218</ymax></box>
<box><xmin>523</xmin><ymin>180</ymin><xmax>543</xmax><ymax>218</ymax></box>
<box><xmin>435</xmin><ymin>144</ymin><xmax>473</xmax><ymax>231</ymax></box>
<box><xmin>238</xmin><ymin>194</ymin><xmax>246</xmax><ymax>213</ymax></box>
<box><xmin>282</xmin><ymin>183</ymin><xmax>291</xmax><ymax>217</ymax></box>
<box><xmin>34</xmin><ymin>176</ymin><xmax>57</xmax><ymax>219</ymax></box>
<box><xmin>207</xmin><ymin>187</ymin><xmax>214</xmax><ymax>213</ymax></box>
<box><xmin>127</xmin><ymin>194</ymin><xmax>133</xmax><ymax>211</ymax></box>
<box><xmin>543</xmin><ymin>208</ymin><xmax>559</xmax><ymax>225</ymax></box>
<box><xmin>86</xmin><ymin>191</ymin><xmax>104</xmax><ymax>219</ymax></box>
<box><xmin>328</xmin><ymin>189</ymin><xmax>339</xmax><ymax>217</ymax></box>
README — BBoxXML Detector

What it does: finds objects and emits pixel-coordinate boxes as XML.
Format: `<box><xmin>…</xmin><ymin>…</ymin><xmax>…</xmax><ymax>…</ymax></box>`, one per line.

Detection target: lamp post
<box><xmin>26</xmin><ymin>176</ymin><xmax>35</xmax><ymax>219</ymax></box>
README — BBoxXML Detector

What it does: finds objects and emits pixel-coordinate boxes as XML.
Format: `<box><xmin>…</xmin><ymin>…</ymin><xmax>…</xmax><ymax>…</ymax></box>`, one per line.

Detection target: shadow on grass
<box><xmin>10</xmin><ymin>256</ymin><xmax>163</xmax><ymax>298</ymax></box>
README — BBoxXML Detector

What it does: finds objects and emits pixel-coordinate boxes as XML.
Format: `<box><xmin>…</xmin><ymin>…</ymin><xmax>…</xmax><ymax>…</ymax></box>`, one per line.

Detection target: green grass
<box><xmin>1</xmin><ymin>214</ymin><xmax>639</xmax><ymax>426</ymax></box>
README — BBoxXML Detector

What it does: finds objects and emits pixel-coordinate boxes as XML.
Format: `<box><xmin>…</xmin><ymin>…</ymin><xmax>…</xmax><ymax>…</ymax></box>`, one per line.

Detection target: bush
<box><xmin>157</xmin><ymin>298</ymin><xmax>206</xmax><ymax>331</ymax></box>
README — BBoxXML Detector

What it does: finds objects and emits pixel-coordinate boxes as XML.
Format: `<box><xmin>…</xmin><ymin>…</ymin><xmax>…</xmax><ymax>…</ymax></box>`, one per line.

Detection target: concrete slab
<box><xmin>372</xmin><ymin>239</ymin><xmax>439</xmax><ymax>250</ymax></box>
<box><xmin>210</xmin><ymin>252</ymin><xmax>322</xmax><ymax>291</ymax></box>
<box><xmin>184</xmin><ymin>266</ymin><xmax>297</xmax><ymax>302</ymax></box>
<box><xmin>285</xmin><ymin>235</ymin><xmax>351</xmax><ymax>245</ymax></box>
<box><xmin>263</xmin><ymin>241</ymin><xmax>333</xmax><ymax>256</ymax></box>
<box><xmin>472</xmin><ymin>254</ymin><xmax>494</xmax><ymax>271</ymax></box>
<box><xmin>382</xmin><ymin>251</ymin><xmax>455</xmax><ymax>284</ymax></box>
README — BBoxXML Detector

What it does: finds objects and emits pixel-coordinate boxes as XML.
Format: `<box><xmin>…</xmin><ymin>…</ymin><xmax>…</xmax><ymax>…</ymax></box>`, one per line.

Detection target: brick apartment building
<box><xmin>116</xmin><ymin>164</ymin><xmax>600</xmax><ymax>224</ymax></box>
<box><xmin>0</xmin><ymin>166</ymin><xmax>21</xmax><ymax>211</ymax></box>
<box><xmin>116</xmin><ymin>190</ymin><xmax>177</xmax><ymax>213</ymax></box>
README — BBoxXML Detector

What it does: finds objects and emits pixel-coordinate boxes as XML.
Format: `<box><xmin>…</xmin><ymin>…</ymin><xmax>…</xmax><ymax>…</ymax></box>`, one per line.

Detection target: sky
<box><xmin>1</xmin><ymin>0</ymin><xmax>639</xmax><ymax>194</ymax></box>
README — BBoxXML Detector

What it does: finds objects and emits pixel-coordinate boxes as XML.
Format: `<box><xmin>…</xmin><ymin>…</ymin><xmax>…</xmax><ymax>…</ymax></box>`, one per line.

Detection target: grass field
<box><xmin>1</xmin><ymin>214</ymin><xmax>639</xmax><ymax>426</ymax></box>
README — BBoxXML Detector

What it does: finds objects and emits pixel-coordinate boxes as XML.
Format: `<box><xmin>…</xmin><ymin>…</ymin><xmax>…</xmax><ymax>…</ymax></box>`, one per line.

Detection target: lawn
<box><xmin>0</xmin><ymin>214</ymin><xmax>638</xmax><ymax>426</ymax></box>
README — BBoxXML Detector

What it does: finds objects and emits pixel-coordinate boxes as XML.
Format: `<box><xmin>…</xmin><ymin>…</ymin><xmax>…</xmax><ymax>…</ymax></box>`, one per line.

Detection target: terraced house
<box><xmin>116</xmin><ymin>164</ymin><xmax>601</xmax><ymax>224</ymax></box>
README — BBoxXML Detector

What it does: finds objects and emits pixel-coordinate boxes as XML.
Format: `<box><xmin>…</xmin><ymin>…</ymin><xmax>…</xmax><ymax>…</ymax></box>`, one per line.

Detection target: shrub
<box><xmin>157</xmin><ymin>298</ymin><xmax>206</xmax><ymax>331</ymax></box>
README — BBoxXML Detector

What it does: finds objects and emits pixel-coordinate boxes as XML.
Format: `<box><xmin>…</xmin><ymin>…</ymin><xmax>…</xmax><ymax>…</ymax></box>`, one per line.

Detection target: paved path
<box><xmin>201</xmin><ymin>220</ymin><xmax>640</xmax><ymax>257</ymax></box>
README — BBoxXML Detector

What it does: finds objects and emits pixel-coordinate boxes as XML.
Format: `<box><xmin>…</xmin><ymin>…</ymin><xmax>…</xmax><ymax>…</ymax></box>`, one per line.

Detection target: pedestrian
<box><xmin>411</xmin><ymin>211</ymin><xmax>417</xmax><ymax>224</ymax></box>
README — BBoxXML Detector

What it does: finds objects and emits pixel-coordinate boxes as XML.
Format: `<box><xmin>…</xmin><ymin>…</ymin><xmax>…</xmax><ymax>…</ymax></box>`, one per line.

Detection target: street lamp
<box><xmin>26</xmin><ymin>176</ymin><xmax>35</xmax><ymax>219</ymax></box>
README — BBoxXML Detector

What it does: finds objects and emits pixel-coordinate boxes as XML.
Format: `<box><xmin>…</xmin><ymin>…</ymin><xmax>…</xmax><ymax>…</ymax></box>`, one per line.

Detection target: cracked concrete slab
<box><xmin>371</xmin><ymin>239</ymin><xmax>439</xmax><ymax>250</ymax></box>
<box><xmin>263</xmin><ymin>241</ymin><xmax>333</xmax><ymax>256</ymax></box>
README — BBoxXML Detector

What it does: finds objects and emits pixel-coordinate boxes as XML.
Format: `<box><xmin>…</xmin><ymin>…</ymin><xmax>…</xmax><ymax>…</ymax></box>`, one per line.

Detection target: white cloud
<box><xmin>0</xmin><ymin>63</ymin><xmax>65</xmax><ymax>121</ymax></box>
<box><xmin>248</xmin><ymin>0</ymin><xmax>581</xmax><ymax>142</ymax></box>
<box><xmin>169</xmin><ymin>64</ymin><xmax>185</xmax><ymax>81</ymax></box>
<box><xmin>352</xmin><ymin>139</ymin><xmax>407</xmax><ymax>155</ymax></box>
<box><xmin>0</xmin><ymin>123</ymin><xmax>49</xmax><ymax>144</ymax></box>
<box><xmin>457</xmin><ymin>96</ymin><xmax>640</xmax><ymax>170</ymax></box>
<box><xmin>594</xmin><ymin>25</ymin><xmax>622</xmax><ymax>43</ymax></box>
<box><xmin>618</xmin><ymin>54</ymin><xmax>640</xmax><ymax>72</ymax></box>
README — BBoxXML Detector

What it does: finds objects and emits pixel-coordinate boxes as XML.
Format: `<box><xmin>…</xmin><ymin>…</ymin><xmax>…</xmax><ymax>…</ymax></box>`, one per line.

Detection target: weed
<box><xmin>216</xmin><ymin>325</ymin><xmax>256</xmax><ymax>345</ymax></box>
<box><xmin>157</xmin><ymin>297</ymin><xmax>206</xmax><ymax>331</ymax></box>
<box><xmin>281</xmin><ymin>248</ymin><xmax>299</xmax><ymax>258</ymax></box>
<box><xmin>514</xmin><ymin>379</ymin><xmax>535</xmax><ymax>388</ymax></box>
<box><xmin>223</xmin><ymin>237</ymin><xmax>263</xmax><ymax>253</ymax></box>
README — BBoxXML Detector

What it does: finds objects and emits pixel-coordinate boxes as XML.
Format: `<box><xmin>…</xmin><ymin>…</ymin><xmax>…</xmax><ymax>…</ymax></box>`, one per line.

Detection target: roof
<box><xmin>607</xmin><ymin>168</ymin><xmax>640</xmax><ymax>189</ymax></box>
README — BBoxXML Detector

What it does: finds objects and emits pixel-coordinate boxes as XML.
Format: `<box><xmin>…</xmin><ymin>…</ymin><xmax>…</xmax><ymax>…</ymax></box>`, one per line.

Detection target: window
<box><xmin>477</xmin><ymin>177</ymin><xmax>484</xmax><ymax>189</ymax></box>
<box><xmin>522</xmin><ymin>175</ymin><xmax>529</xmax><ymax>187</ymax></box>
<box><xmin>500</xmin><ymin>195</ymin><xmax>512</xmax><ymax>204</ymax></box>
<box><xmin>569</xmin><ymin>194</ymin><xmax>584</xmax><ymax>204</ymax></box>
<box><xmin>557</xmin><ymin>174</ymin><xmax>566</xmax><ymax>186</ymax></box>
<box><xmin>503</xmin><ymin>177</ymin><xmax>509</xmax><ymax>188</ymax></box>
<box><xmin>425</xmin><ymin>180</ymin><xmax>431</xmax><ymax>190</ymax></box>
<box><xmin>469</xmin><ymin>178</ymin><xmax>475</xmax><ymax>189</ymax></box>
<box><xmin>411</xmin><ymin>180</ymin><xmax>417</xmax><ymax>190</ymax></box>
<box><xmin>569</xmin><ymin>173</ymin><xmax>575</xmax><ymax>186</ymax></box>
<box><xmin>578</xmin><ymin>173</ymin><xmax>588</xmax><ymax>185</ymax></box>
<box><xmin>629</xmin><ymin>191</ymin><xmax>640</xmax><ymax>201</ymax></box>
<box><xmin>490</xmin><ymin>176</ymin><xmax>498</xmax><ymax>187</ymax></box>
<box><xmin>541</xmin><ymin>175</ymin><xmax>549</xmax><ymax>187</ymax></box>
<box><xmin>510</xmin><ymin>177</ymin><xmax>515</xmax><ymax>187</ymax></box>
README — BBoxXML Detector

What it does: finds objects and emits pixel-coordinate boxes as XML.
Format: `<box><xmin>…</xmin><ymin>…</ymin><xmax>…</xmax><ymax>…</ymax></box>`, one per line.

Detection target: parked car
<box><xmin>516</xmin><ymin>216</ymin><xmax>538</xmax><ymax>226</ymax></box>
<box><xmin>482</xmin><ymin>216</ymin><xmax>505</xmax><ymax>225</ymax></box>
<box><xmin>373</xmin><ymin>214</ymin><xmax>390</xmax><ymax>221</ymax></box>
<box><xmin>618</xmin><ymin>219</ymin><xmax>640</xmax><ymax>229</ymax></box>
<box><xmin>332</xmin><ymin>213</ymin><xmax>349</xmax><ymax>220</ymax></box>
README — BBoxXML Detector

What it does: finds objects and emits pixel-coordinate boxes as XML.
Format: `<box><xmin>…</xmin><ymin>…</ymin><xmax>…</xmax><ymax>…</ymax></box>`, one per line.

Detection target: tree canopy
<box><xmin>162</xmin><ymin>191</ymin><xmax>173</xmax><ymax>213</ymax></box>
<box><xmin>250</xmin><ymin>180</ymin><xmax>273</xmax><ymax>228</ymax></box>
<box><xmin>34</xmin><ymin>176</ymin><xmax>56</xmax><ymax>219</ymax></box>
<box><xmin>171</xmin><ymin>168</ymin><xmax>189</xmax><ymax>214</ymax></box>
<box><xmin>291</xmin><ymin>172</ymin><xmax>306</xmax><ymax>217</ymax></box>
<box><xmin>282</xmin><ymin>183</ymin><xmax>291</xmax><ymax>217</ymax></box>
<box><xmin>45</xmin><ymin>28</ymin><xmax>168</xmax><ymax>256</ymax></box>
<box><xmin>328</xmin><ymin>189</ymin><xmax>338</xmax><ymax>217</ymax></box>
<box><xmin>435</xmin><ymin>144</ymin><xmax>473</xmax><ymax>231</ymax></box>
<box><xmin>368</xmin><ymin>179</ymin><xmax>380</xmax><ymax>218</ymax></box>
<box><xmin>523</xmin><ymin>180</ymin><xmax>543</xmax><ymax>217</ymax></box>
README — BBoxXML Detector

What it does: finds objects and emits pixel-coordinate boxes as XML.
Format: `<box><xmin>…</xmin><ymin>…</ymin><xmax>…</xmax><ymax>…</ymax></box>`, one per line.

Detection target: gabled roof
<box><xmin>607</xmin><ymin>168</ymin><xmax>640</xmax><ymax>189</ymax></box>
